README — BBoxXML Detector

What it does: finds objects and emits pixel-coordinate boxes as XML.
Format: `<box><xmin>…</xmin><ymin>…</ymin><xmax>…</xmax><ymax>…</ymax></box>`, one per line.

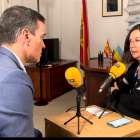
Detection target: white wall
<box><xmin>11</xmin><ymin>0</ymin><xmax>22</xmax><ymax>5</ymax></box>
<box><xmin>90</xmin><ymin>0</ymin><xmax>129</xmax><ymax>55</ymax></box>
<box><xmin>39</xmin><ymin>0</ymin><xmax>62</xmax><ymax>56</ymax></box>
<box><xmin>61</xmin><ymin>0</ymin><xmax>129</xmax><ymax>83</ymax></box>
<box><xmin>1</xmin><ymin>0</ymin><xmax>130</xmax><ymax>83</ymax></box>
<box><xmin>0</xmin><ymin>0</ymin><xmax>12</xmax><ymax>15</ymax></box>
<box><xmin>0</xmin><ymin>0</ymin><xmax>2</xmax><ymax>16</ymax></box>
<box><xmin>40</xmin><ymin>0</ymin><xmax>129</xmax><ymax>82</ymax></box>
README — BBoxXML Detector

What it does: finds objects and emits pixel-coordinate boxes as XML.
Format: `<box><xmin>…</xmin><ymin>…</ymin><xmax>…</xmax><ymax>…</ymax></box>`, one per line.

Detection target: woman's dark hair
<box><xmin>0</xmin><ymin>5</ymin><xmax>45</xmax><ymax>45</ymax></box>
<box><xmin>121</xmin><ymin>24</ymin><xmax>140</xmax><ymax>63</ymax></box>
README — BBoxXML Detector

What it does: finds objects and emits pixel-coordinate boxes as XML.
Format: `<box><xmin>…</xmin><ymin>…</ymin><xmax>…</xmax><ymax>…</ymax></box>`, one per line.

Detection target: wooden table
<box><xmin>45</xmin><ymin>105</ymin><xmax>140</xmax><ymax>137</ymax></box>
<box><xmin>80</xmin><ymin>59</ymin><xmax>131</xmax><ymax>106</ymax></box>
<box><xmin>25</xmin><ymin>60</ymin><xmax>77</xmax><ymax>102</ymax></box>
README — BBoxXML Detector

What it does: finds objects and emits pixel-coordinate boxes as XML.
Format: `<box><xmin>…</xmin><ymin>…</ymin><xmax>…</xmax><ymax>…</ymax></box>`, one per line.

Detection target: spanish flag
<box><xmin>80</xmin><ymin>0</ymin><xmax>89</xmax><ymax>81</ymax></box>
<box><xmin>104</xmin><ymin>40</ymin><xmax>110</xmax><ymax>58</ymax></box>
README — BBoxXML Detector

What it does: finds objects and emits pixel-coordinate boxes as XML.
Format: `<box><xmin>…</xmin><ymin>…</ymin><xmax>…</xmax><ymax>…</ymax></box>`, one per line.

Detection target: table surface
<box><xmin>80</xmin><ymin>59</ymin><xmax>132</xmax><ymax>74</ymax></box>
<box><xmin>45</xmin><ymin>105</ymin><xmax>140</xmax><ymax>137</ymax></box>
<box><xmin>25</xmin><ymin>60</ymin><xmax>78</xmax><ymax>69</ymax></box>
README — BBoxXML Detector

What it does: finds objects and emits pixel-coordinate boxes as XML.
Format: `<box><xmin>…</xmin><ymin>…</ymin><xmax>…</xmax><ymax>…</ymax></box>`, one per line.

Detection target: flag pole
<box><xmin>80</xmin><ymin>0</ymin><xmax>89</xmax><ymax>91</ymax></box>
<box><xmin>37</xmin><ymin>0</ymin><xmax>40</xmax><ymax>13</ymax></box>
<box><xmin>34</xmin><ymin>0</ymin><xmax>48</xmax><ymax>106</ymax></box>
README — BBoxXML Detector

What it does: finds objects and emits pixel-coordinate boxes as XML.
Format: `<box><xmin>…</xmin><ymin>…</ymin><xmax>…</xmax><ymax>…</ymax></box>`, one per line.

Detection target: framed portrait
<box><xmin>102</xmin><ymin>0</ymin><xmax>123</xmax><ymax>17</ymax></box>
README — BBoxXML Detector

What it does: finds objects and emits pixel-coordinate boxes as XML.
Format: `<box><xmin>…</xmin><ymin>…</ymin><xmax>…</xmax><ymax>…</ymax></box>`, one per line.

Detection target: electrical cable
<box><xmin>66</xmin><ymin>100</ymin><xmax>86</xmax><ymax>112</ymax></box>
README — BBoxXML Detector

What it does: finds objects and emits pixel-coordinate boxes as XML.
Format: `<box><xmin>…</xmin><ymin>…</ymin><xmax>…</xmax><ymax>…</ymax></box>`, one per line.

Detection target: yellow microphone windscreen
<box><xmin>109</xmin><ymin>62</ymin><xmax>126</xmax><ymax>79</ymax></box>
<box><xmin>65</xmin><ymin>67</ymin><xmax>81</xmax><ymax>88</ymax></box>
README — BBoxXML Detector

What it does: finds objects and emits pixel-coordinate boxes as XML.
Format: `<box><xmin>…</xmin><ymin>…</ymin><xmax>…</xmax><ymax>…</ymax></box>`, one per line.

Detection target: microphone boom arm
<box><xmin>99</xmin><ymin>76</ymin><xmax>113</xmax><ymax>93</ymax></box>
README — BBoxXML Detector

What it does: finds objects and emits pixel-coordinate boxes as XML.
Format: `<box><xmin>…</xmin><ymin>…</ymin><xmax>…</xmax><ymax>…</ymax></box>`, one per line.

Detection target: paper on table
<box><xmin>85</xmin><ymin>106</ymin><xmax>109</xmax><ymax>117</ymax></box>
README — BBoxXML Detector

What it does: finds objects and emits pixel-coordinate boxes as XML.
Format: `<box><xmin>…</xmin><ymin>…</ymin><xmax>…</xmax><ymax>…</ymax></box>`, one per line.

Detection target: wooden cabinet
<box><xmin>25</xmin><ymin>60</ymin><xmax>77</xmax><ymax>102</ymax></box>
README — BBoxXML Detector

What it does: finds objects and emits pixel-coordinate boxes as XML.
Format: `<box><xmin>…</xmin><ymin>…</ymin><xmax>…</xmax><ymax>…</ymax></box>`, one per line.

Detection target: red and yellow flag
<box><xmin>80</xmin><ymin>0</ymin><xmax>89</xmax><ymax>81</ymax></box>
<box><xmin>104</xmin><ymin>40</ymin><xmax>110</xmax><ymax>58</ymax></box>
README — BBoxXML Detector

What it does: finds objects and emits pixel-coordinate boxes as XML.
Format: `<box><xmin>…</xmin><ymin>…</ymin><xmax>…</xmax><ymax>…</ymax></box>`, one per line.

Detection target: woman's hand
<box><xmin>111</xmin><ymin>82</ymin><xmax>119</xmax><ymax>94</ymax></box>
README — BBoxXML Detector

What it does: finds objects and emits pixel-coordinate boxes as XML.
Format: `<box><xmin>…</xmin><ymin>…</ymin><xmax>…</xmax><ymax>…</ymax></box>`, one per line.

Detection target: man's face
<box><xmin>26</xmin><ymin>20</ymin><xmax>46</xmax><ymax>63</ymax></box>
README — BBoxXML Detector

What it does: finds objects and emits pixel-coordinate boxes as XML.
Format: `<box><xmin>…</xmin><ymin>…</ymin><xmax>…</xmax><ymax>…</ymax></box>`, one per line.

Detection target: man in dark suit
<box><xmin>0</xmin><ymin>5</ymin><xmax>46</xmax><ymax>137</ymax></box>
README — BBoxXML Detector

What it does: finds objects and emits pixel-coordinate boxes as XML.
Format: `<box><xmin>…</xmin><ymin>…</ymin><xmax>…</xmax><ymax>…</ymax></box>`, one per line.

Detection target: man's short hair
<box><xmin>0</xmin><ymin>5</ymin><xmax>45</xmax><ymax>45</ymax></box>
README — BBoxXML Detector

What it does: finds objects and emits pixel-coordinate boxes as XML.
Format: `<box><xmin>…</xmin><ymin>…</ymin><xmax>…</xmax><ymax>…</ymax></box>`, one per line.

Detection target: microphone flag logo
<box><xmin>113</xmin><ymin>63</ymin><xmax>121</xmax><ymax>69</ymax></box>
<box><xmin>66</xmin><ymin>79</ymin><xmax>76</xmax><ymax>83</ymax></box>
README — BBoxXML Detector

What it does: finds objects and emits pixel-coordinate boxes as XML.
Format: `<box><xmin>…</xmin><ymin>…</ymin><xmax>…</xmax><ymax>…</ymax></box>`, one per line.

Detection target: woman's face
<box><xmin>129</xmin><ymin>29</ymin><xmax>140</xmax><ymax>61</ymax></box>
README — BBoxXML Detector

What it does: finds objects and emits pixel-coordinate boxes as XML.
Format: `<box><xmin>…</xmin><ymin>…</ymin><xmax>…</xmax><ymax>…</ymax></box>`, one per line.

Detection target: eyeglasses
<box><xmin>129</xmin><ymin>39</ymin><xmax>140</xmax><ymax>47</ymax></box>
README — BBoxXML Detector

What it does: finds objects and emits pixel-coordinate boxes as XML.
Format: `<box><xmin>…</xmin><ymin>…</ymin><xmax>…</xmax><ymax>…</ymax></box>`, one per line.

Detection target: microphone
<box><xmin>65</xmin><ymin>67</ymin><xmax>86</xmax><ymax>102</ymax></box>
<box><xmin>98</xmin><ymin>62</ymin><xmax>126</xmax><ymax>95</ymax></box>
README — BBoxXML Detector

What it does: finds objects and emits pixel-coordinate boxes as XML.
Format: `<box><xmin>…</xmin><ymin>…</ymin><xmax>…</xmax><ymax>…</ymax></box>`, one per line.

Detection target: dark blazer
<box><xmin>111</xmin><ymin>61</ymin><xmax>140</xmax><ymax>115</ymax></box>
<box><xmin>0</xmin><ymin>46</ymin><xmax>35</xmax><ymax>137</ymax></box>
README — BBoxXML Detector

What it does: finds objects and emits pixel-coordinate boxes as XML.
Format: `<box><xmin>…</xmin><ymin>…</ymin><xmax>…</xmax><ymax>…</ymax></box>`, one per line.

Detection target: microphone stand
<box><xmin>64</xmin><ymin>86</ymin><xmax>93</xmax><ymax>135</ymax></box>
<box><xmin>34</xmin><ymin>0</ymin><xmax>48</xmax><ymax>106</ymax></box>
<box><xmin>34</xmin><ymin>58</ymin><xmax>48</xmax><ymax>106</ymax></box>
<box><xmin>98</xmin><ymin>85</ymin><xmax>124</xmax><ymax>119</ymax></box>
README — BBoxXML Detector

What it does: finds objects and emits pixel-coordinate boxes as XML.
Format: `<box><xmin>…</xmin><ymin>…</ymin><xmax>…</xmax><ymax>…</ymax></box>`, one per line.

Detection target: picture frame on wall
<box><xmin>102</xmin><ymin>0</ymin><xmax>123</xmax><ymax>17</ymax></box>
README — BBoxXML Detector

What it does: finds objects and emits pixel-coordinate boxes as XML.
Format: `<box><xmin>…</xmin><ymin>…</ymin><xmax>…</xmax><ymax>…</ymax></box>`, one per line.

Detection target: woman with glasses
<box><xmin>98</xmin><ymin>24</ymin><xmax>140</xmax><ymax>121</ymax></box>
